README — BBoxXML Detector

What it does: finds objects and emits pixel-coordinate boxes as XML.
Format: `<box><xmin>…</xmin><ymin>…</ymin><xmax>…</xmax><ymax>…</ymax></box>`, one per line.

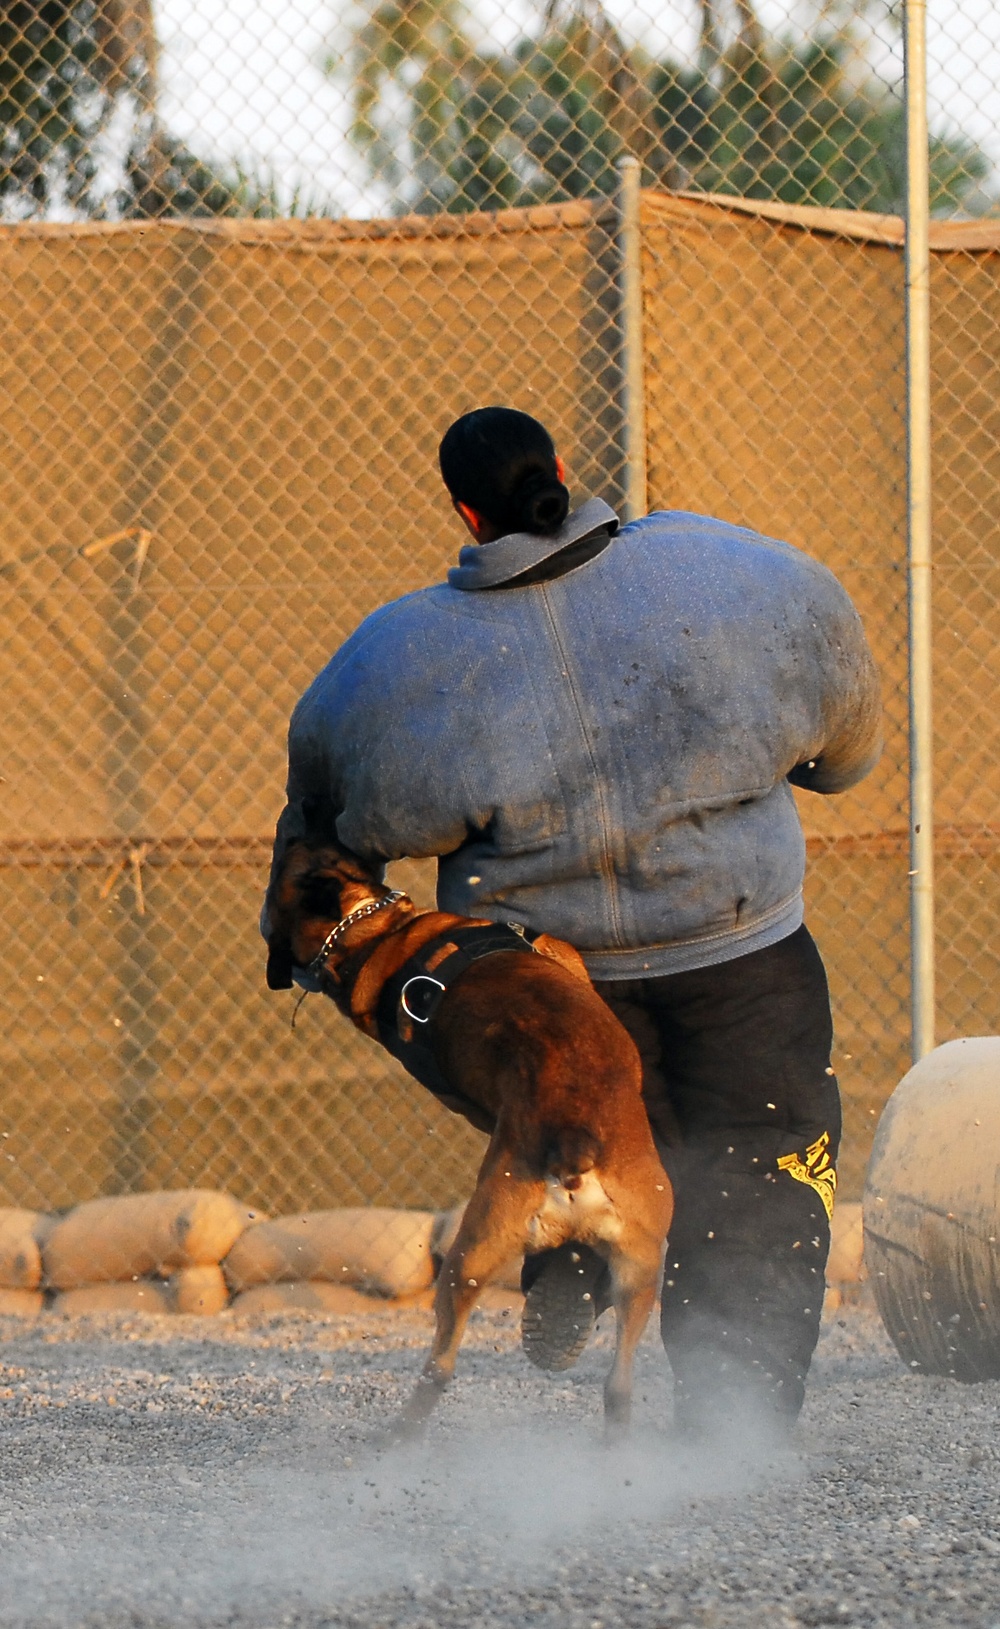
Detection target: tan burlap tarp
<box><xmin>1</xmin><ymin>192</ymin><xmax>996</xmax><ymax>1208</ymax></box>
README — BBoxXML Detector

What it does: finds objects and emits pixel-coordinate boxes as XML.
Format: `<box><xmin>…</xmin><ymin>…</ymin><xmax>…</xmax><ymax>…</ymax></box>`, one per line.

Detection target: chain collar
<box><xmin>306</xmin><ymin>889</ymin><xmax>407</xmax><ymax>978</ymax></box>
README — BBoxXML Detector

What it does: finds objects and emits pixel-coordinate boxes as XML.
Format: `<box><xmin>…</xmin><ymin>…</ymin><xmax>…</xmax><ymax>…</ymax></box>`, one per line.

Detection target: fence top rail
<box><xmin>649</xmin><ymin>191</ymin><xmax>1000</xmax><ymax>253</ymax></box>
<box><xmin>0</xmin><ymin>198</ymin><xmax>609</xmax><ymax>249</ymax></box>
<box><xmin>2</xmin><ymin>192</ymin><xmax>997</xmax><ymax>253</ymax></box>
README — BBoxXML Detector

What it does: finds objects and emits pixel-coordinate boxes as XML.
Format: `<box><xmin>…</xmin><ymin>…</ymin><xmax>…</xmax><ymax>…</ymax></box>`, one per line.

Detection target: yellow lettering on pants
<box><xmin>777</xmin><ymin>1130</ymin><xmax>837</xmax><ymax>1222</ymax></box>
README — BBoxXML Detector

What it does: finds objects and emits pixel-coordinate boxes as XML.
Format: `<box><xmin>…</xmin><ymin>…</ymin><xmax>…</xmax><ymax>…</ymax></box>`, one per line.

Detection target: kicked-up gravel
<box><xmin>0</xmin><ymin>1296</ymin><xmax>998</xmax><ymax>1629</ymax></box>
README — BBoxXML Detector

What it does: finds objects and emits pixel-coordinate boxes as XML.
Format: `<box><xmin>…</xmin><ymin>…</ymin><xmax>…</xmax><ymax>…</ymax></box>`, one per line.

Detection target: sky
<box><xmin>152</xmin><ymin>0</ymin><xmax>1000</xmax><ymax>217</ymax></box>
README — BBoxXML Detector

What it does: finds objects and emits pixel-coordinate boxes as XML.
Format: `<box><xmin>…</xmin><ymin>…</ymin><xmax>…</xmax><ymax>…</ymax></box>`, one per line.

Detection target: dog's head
<box><xmin>265</xmin><ymin>838</ymin><xmax>378</xmax><ymax>990</ymax></box>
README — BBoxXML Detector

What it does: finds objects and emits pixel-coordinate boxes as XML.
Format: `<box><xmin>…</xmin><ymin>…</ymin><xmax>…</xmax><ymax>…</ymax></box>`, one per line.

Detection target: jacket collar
<box><xmin>446</xmin><ymin>497</ymin><xmax>619</xmax><ymax>592</ymax></box>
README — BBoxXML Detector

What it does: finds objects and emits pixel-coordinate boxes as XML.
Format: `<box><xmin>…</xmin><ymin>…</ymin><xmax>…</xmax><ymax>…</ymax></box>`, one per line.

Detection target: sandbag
<box><xmin>0</xmin><ymin>1208</ymin><xmax>47</xmax><ymax>1289</ymax></box>
<box><xmin>864</xmin><ymin>1037</ymin><xmax>1000</xmax><ymax>1380</ymax></box>
<box><xmin>43</xmin><ymin>1190</ymin><xmax>258</xmax><ymax>1290</ymax></box>
<box><xmin>826</xmin><ymin>1202</ymin><xmax>865</xmax><ymax>1286</ymax></box>
<box><xmin>431</xmin><ymin>1205</ymin><xmax>526</xmax><ymax>1292</ymax></box>
<box><xmin>52</xmin><ymin>1281</ymin><xmax>172</xmax><ymax>1316</ymax></box>
<box><xmin>169</xmin><ymin>1264</ymin><xmax>229</xmax><ymax>1315</ymax></box>
<box><xmin>229</xmin><ymin>1282</ymin><xmax>392</xmax><ymax>1317</ymax></box>
<box><xmin>0</xmin><ymin>1288</ymin><xmax>44</xmax><ymax>1316</ymax></box>
<box><xmin>223</xmin><ymin>1208</ymin><xmax>436</xmax><ymax>1298</ymax></box>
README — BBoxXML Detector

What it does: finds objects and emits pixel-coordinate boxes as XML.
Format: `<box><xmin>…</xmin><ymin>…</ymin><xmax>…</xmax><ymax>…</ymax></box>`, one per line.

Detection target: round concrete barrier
<box><xmin>864</xmin><ymin>1037</ymin><xmax>1000</xmax><ymax>1380</ymax></box>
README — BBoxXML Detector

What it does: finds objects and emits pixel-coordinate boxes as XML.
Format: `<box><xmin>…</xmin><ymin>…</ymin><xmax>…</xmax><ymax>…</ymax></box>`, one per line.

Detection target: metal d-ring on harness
<box><xmin>300</xmin><ymin>895</ymin><xmax>545</xmax><ymax>1124</ymax></box>
<box><xmin>306</xmin><ymin>889</ymin><xmax>407</xmax><ymax>979</ymax></box>
<box><xmin>375</xmin><ymin>918</ymin><xmax>545</xmax><ymax>1115</ymax></box>
<box><xmin>399</xmin><ymin>973</ymin><xmax>447</xmax><ymax>1024</ymax></box>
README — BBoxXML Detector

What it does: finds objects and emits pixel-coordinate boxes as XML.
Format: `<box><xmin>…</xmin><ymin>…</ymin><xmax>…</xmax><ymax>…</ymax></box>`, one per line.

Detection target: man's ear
<box><xmin>455</xmin><ymin>499</ymin><xmax>485</xmax><ymax>539</ymax></box>
<box><xmin>555</xmin><ymin>454</ymin><xmax>566</xmax><ymax>483</ymax></box>
<box><xmin>266</xmin><ymin>937</ymin><xmax>294</xmax><ymax>990</ymax></box>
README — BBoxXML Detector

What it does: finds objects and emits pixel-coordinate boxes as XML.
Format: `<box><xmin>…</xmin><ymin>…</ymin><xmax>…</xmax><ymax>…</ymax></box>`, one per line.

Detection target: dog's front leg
<box><xmin>395</xmin><ymin>1174</ymin><xmax>533</xmax><ymax>1438</ymax></box>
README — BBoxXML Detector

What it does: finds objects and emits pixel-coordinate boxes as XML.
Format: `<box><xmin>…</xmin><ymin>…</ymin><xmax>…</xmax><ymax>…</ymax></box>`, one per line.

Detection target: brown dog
<box><xmin>265</xmin><ymin>840</ymin><xmax>673</xmax><ymax>1436</ymax></box>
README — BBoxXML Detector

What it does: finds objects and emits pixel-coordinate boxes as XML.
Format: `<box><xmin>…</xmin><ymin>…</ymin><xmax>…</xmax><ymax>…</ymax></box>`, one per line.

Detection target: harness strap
<box><xmin>374</xmin><ymin>921</ymin><xmax>542</xmax><ymax>1119</ymax></box>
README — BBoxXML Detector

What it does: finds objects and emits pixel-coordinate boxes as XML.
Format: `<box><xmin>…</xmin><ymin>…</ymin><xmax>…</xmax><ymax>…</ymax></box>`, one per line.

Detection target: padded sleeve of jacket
<box><xmin>259</xmin><ymin>708</ymin><xmax>335</xmax><ymax>945</ymax></box>
<box><xmin>786</xmin><ymin>568</ymin><xmax>883</xmax><ymax>795</ymax></box>
<box><xmin>261</xmin><ymin>600</ymin><xmax>448</xmax><ymax>942</ymax></box>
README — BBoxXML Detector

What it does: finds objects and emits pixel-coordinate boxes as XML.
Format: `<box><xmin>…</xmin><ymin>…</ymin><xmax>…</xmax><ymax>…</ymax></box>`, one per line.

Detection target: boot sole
<box><xmin>521</xmin><ymin>1247</ymin><xmax>604</xmax><ymax>1372</ymax></box>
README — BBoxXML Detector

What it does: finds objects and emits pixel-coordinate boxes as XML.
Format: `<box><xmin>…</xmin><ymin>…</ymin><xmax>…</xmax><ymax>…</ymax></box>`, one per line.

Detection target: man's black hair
<box><xmin>438</xmin><ymin>406</ymin><xmax>570</xmax><ymax>537</ymax></box>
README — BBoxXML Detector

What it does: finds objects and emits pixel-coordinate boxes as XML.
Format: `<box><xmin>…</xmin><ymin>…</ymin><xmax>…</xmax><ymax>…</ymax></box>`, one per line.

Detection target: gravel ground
<box><xmin>0</xmin><ymin>1296</ymin><xmax>998</xmax><ymax>1629</ymax></box>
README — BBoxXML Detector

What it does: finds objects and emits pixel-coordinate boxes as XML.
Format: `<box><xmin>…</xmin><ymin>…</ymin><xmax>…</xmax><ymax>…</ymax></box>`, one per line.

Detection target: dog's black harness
<box><xmin>374</xmin><ymin>920</ymin><xmax>544</xmax><ymax>1116</ymax></box>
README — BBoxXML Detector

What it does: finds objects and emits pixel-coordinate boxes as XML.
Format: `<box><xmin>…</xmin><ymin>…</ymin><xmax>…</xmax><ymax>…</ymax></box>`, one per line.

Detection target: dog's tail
<box><xmin>543</xmin><ymin>1126</ymin><xmax>603</xmax><ymax>1192</ymax></box>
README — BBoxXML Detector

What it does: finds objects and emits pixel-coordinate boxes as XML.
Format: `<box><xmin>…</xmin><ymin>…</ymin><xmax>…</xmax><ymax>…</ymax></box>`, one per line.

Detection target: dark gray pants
<box><xmin>594</xmin><ymin>924</ymin><xmax>840</xmax><ymax>1429</ymax></box>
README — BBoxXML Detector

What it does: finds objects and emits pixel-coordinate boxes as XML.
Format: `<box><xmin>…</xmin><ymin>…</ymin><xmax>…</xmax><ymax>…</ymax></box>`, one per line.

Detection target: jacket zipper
<box><xmin>540</xmin><ymin>585</ymin><xmax>626</xmax><ymax>948</ymax></box>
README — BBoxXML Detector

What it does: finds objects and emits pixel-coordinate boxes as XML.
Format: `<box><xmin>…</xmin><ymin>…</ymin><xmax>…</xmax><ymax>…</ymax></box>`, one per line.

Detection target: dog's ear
<box><xmin>266</xmin><ymin>936</ymin><xmax>295</xmax><ymax>990</ymax></box>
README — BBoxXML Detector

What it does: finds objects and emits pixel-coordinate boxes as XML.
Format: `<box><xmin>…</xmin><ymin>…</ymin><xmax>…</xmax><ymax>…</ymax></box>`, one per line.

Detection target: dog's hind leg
<box><xmin>396</xmin><ymin>1174</ymin><xmax>536</xmax><ymax>1437</ymax></box>
<box><xmin>602</xmin><ymin>1252</ymin><xmax>661</xmax><ymax>1442</ymax></box>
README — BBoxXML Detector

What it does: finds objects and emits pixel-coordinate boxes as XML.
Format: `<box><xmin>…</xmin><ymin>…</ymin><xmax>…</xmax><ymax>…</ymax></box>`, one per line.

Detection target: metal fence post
<box><xmin>618</xmin><ymin>155</ymin><xmax>647</xmax><ymax>524</ymax></box>
<box><xmin>904</xmin><ymin>0</ymin><xmax>935</xmax><ymax>1061</ymax></box>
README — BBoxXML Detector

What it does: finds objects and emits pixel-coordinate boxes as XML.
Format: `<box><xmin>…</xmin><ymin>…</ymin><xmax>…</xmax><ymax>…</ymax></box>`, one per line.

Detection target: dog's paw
<box><xmin>602</xmin><ymin>1418</ymin><xmax>632</xmax><ymax>1451</ymax></box>
<box><xmin>379</xmin><ymin>1411</ymin><xmax>430</xmax><ymax>1451</ymax></box>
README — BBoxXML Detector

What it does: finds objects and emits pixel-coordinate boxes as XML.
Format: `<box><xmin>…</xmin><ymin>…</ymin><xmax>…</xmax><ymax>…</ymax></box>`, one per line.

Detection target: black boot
<box><xmin>521</xmin><ymin>1243</ymin><xmax>612</xmax><ymax>1371</ymax></box>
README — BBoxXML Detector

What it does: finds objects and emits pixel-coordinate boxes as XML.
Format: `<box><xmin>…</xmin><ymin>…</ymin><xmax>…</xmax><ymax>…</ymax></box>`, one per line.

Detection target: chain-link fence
<box><xmin>0</xmin><ymin>0</ymin><xmax>998</xmax><ymax>1223</ymax></box>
